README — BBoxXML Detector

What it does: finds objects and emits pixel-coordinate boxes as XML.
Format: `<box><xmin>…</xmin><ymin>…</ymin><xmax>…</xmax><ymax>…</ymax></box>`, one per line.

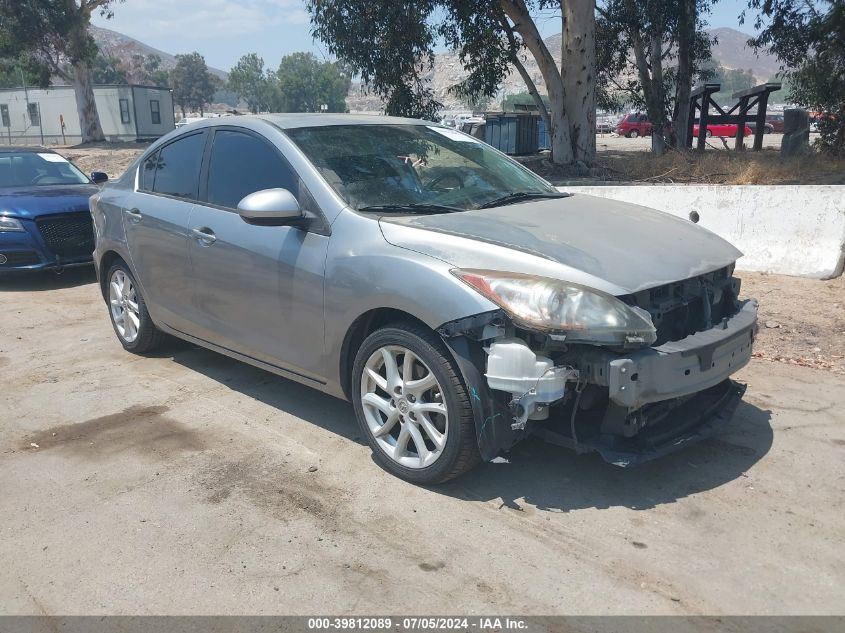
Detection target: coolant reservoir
<box><xmin>486</xmin><ymin>339</ymin><xmax>567</xmax><ymax>405</ymax></box>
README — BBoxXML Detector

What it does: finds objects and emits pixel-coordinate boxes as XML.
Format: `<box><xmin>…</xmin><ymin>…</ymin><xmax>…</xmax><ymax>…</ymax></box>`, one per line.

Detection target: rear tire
<box><xmin>105</xmin><ymin>261</ymin><xmax>167</xmax><ymax>354</ymax></box>
<box><xmin>351</xmin><ymin>322</ymin><xmax>480</xmax><ymax>484</ymax></box>
<box><xmin>705</xmin><ymin>129</ymin><xmax>713</xmax><ymax>138</ymax></box>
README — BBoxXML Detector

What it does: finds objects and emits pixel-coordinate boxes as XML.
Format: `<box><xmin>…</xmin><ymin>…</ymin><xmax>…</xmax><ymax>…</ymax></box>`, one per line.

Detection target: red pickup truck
<box><xmin>693</xmin><ymin>123</ymin><xmax>753</xmax><ymax>138</ymax></box>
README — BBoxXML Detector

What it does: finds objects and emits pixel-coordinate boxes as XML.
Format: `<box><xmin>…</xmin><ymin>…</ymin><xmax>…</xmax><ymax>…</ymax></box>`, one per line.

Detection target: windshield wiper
<box><xmin>357</xmin><ymin>203</ymin><xmax>465</xmax><ymax>215</ymax></box>
<box><xmin>478</xmin><ymin>191</ymin><xmax>569</xmax><ymax>209</ymax></box>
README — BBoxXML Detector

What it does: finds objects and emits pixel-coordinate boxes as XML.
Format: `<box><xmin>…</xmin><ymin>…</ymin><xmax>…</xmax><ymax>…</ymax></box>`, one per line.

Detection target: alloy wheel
<box><xmin>109</xmin><ymin>269</ymin><xmax>140</xmax><ymax>343</ymax></box>
<box><xmin>360</xmin><ymin>345</ymin><xmax>449</xmax><ymax>469</ymax></box>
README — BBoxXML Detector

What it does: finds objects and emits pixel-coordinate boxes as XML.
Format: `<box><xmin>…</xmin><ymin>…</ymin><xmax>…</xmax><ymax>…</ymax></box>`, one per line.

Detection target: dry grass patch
<box><xmin>530</xmin><ymin>147</ymin><xmax>845</xmax><ymax>185</ymax></box>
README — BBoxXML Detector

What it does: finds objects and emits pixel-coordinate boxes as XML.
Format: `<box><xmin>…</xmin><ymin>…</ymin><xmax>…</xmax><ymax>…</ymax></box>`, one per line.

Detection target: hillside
<box><xmin>347</xmin><ymin>27</ymin><xmax>783</xmax><ymax>111</ymax></box>
<box><xmin>707</xmin><ymin>27</ymin><xmax>781</xmax><ymax>82</ymax></box>
<box><xmin>89</xmin><ymin>25</ymin><xmax>779</xmax><ymax>111</ymax></box>
<box><xmin>90</xmin><ymin>25</ymin><xmax>228</xmax><ymax>81</ymax></box>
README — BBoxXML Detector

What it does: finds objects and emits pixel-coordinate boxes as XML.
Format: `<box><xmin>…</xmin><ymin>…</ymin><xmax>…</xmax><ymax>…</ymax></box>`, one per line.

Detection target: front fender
<box><xmin>441</xmin><ymin>335</ymin><xmax>520</xmax><ymax>461</ymax></box>
<box><xmin>323</xmin><ymin>210</ymin><xmax>497</xmax><ymax>387</ymax></box>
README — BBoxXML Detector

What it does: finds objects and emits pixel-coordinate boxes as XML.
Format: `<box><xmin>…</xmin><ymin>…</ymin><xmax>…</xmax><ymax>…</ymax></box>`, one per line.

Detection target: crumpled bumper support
<box><xmin>534</xmin><ymin>379</ymin><xmax>747</xmax><ymax>467</ymax></box>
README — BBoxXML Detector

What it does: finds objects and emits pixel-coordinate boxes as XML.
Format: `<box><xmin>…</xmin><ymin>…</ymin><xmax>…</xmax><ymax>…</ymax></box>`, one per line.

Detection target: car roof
<box><xmin>218</xmin><ymin>113</ymin><xmax>434</xmax><ymax>130</ymax></box>
<box><xmin>0</xmin><ymin>146</ymin><xmax>55</xmax><ymax>154</ymax></box>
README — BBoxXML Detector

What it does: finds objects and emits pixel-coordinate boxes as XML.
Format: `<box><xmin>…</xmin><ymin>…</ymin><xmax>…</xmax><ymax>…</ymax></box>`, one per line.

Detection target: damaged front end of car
<box><xmin>438</xmin><ymin>264</ymin><xmax>758</xmax><ymax>466</ymax></box>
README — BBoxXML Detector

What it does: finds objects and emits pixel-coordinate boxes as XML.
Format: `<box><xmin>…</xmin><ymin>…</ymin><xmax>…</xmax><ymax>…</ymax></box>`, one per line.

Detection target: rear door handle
<box><xmin>191</xmin><ymin>227</ymin><xmax>217</xmax><ymax>246</ymax></box>
<box><xmin>124</xmin><ymin>208</ymin><xmax>142</xmax><ymax>224</ymax></box>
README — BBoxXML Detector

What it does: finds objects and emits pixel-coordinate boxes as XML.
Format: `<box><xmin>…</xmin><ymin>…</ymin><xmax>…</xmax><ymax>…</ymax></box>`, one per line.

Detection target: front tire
<box><xmin>627</xmin><ymin>129</ymin><xmax>639</xmax><ymax>138</ymax></box>
<box><xmin>351</xmin><ymin>323</ymin><xmax>480</xmax><ymax>484</ymax></box>
<box><xmin>705</xmin><ymin>129</ymin><xmax>713</xmax><ymax>138</ymax></box>
<box><xmin>106</xmin><ymin>261</ymin><xmax>166</xmax><ymax>354</ymax></box>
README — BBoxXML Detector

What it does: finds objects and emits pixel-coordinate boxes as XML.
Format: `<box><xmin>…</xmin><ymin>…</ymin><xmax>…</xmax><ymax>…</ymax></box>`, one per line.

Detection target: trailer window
<box><xmin>119</xmin><ymin>99</ymin><xmax>131</xmax><ymax>124</ymax></box>
<box><xmin>27</xmin><ymin>103</ymin><xmax>40</xmax><ymax>127</ymax></box>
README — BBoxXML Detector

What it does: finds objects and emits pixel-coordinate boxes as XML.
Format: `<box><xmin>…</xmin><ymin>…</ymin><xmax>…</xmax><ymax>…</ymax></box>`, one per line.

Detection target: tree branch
<box><xmin>499</xmin><ymin>0</ymin><xmax>563</xmax><ymax>98</ymax></box>
<box><xmin>498</xmin><ymin>13</ymin><xmax>551</xmax><ymax>131</ymax></box>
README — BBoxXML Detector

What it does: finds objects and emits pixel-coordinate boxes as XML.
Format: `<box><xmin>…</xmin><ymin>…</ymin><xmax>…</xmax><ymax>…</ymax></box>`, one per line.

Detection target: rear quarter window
<box><xmin>143</xmin><ymin>131</ymin><xmax>206</xmax><ymax>199</ymax></box>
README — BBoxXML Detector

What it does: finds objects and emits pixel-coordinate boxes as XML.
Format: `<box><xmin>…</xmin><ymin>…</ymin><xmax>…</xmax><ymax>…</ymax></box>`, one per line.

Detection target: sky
<box><xmin>92</xmin><ymin>0</ymin><xmax>759</xmax><ymax>73</ymax></box>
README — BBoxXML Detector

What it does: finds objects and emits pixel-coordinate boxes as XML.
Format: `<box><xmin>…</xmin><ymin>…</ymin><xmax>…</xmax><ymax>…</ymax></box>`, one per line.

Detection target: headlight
<box><xmin>451</xmin><ymin>269</ymin><xmax>656</xmax><ymax>346</ymax></box>
<box><xmin>0</xmin><ymin>216</ymin><xmax>24</xmax><ymax>232</ymax></box>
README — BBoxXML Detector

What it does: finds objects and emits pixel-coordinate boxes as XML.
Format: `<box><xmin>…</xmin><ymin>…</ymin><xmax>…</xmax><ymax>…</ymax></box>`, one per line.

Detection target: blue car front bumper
<box><xmin>0</xmin><ymin>212</ymin><xmax>94</xmax><ymax>273</ymax></box>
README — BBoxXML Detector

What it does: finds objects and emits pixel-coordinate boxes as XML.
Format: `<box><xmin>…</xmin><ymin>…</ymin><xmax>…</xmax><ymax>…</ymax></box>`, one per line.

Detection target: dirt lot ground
<box><xmin>0</xmin><ymin>268</ymin><xmax>842</xmax><ymax>615</ymax></box>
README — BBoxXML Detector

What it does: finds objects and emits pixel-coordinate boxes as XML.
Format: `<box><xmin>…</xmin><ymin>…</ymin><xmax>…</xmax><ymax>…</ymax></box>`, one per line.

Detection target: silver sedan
<box><xmin>92</xmin><ymin>114</ymin><xmax>757</xmax><ymax>484</ymax></box>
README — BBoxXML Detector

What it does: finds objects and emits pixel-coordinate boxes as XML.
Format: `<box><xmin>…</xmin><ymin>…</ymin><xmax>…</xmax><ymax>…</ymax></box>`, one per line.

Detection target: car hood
<box><xmin>0</xmin><ymin>184</ymin><xmax>99</xmax><ymax>219</ymax></box>
<box><xmin>379</xmin><ymin>194</ymin><xmax>743</xmax><ymax>295</ymax></box>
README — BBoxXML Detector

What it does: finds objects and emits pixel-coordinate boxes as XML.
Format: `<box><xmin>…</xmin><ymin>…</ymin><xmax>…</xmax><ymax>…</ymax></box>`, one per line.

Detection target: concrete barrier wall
<box><xmin>558</xmin><ymin>185</ymin><xmax>845</xmax><ymax>279</ymax></box>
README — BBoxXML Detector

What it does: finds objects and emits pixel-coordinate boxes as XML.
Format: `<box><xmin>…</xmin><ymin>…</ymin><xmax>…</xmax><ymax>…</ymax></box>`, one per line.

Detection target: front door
<box><xmin>187</xmin><ymin>128</ymin><xmax>329</xmax><ymax>381</ymax></box>
<box><xmin>123</xmin><ymin>130</ymin><xmax>206</xmax><ymax>333</ymax></box>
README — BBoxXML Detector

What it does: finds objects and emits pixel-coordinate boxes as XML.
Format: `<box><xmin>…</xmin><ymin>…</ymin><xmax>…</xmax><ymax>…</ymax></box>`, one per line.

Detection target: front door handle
<box><xmin>191</xmin><ymin>227</ymin><xmax>217</xmax><ymax>246</ymax></box>
<box><xmin>124</xmin><ymin>207</ymin><xmax>142</xmax><ymax>224</ymax></box>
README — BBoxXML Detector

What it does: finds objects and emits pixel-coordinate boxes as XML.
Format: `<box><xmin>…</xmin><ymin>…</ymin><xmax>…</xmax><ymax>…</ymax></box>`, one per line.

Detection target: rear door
<box><xmin>124</xmin><ymin>130</ymin><xmax>207</xmax><ymax>333</ymax></box>
<box><xmin>186</xmin><ymin>127</ymin><xmax>329</xmax><ymax>381</ymax></box>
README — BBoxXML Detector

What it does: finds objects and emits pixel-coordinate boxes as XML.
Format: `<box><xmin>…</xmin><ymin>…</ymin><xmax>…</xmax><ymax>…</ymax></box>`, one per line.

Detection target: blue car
<box><xmin>0</xmin><ymin>147</ymin><xmax>107</xmax><ymax>274</ymax></box>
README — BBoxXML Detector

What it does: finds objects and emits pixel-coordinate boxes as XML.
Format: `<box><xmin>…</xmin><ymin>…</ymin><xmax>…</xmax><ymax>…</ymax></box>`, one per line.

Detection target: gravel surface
<box><xmin>0</xmin><ymin>268</ymin><xmax>842</xmax><ymax>615</ymax></box>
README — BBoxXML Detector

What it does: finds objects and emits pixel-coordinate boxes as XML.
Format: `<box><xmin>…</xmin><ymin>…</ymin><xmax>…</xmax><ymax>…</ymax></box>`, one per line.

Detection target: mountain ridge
<box><xmin>90</xmin><ymin>25</ymin><xmax>228</xmax><ymax>81</ymax></box>
<box><xmin>89</xmin><ymin>25</ymin><xmax>779</xmax><ymax>110</ymax></box>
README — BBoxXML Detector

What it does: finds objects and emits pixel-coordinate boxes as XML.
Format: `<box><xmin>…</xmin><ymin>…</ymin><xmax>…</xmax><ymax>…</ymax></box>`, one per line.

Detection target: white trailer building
<box><xmin>0</xmin><ymin>84</ymin><xmax>175</xmax><ymax>145</ymax></box>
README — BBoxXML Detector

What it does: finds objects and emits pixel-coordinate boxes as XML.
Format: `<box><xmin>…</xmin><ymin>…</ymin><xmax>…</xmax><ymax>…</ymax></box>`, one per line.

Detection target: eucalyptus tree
<box><xmin>745</xmin><ymin>0</ymin><xmax>845</xmax><ymax>154</ymax></box>
<box><xmin>307</xmin><ymin>0</ymin><xmax>597</xmax><ymax>166</ymax></box>
<box><xmin>596</xmin><ymin>0</ymin><xmax>714</xmax><ymax>154</ymax></box>
<box><xmin>0</xmin><ymin>0</ymin><xmax>127</xmax><ymax>142</ymax></box>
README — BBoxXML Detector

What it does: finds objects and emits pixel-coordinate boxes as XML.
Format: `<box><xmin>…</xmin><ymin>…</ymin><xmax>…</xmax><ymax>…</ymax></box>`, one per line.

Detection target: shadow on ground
<box><xmin>169</xmin><ymin>343</ymin><xmax>365</xmax><ymax>446</ymax></box>
<box><xmin>436</xmin><ymin>400</ymin><xmax>773</xmax><ymax>512</ymax></box>
<box><xmin>167</xmin><ymin>342</ymin><xmax>773</xmax><ymax>513</ymax></box>
<box><xmin>0</xmin><ymin>265</ymin><xmax>96</xmax><ymax>291</ymax></box>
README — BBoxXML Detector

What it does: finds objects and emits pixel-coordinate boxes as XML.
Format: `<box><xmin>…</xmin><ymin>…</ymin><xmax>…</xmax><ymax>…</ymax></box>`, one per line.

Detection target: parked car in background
<box><xmin>615</xmin><ymin>113</ymin><xmax>652</xmax><ymax>137</ymax></box>
<box><xmin>448</xmin><ymin>114</ymin><xmax>484</xmax><ymax>129</ymax></box>
<box><xmin>747</xmin><ymin>121</ymin><xmax>774</xmax><ymax>134</ymax></box>
<box><xmin>0</xmin><ymin>147</ymin><xmax>106</xmax><ymax>274</ymax></box>
<box><xmin>93</xmin><ymin>114</ymin><xmax>757</xmax><ymax>484</ymax></box>
<box><xmin>693</xmin><ymin>123</ymin><xmax>753</xmax><ymax>138</ymax></box>
<box><xmin>766</xmin><ymin>114</ymin><xmax>785</xmax><ymax>133</ymax></box>
<box><xmin>596</xmin><ymin>117</ymin><xmax>616</xmax><ymax>134</ymax></box>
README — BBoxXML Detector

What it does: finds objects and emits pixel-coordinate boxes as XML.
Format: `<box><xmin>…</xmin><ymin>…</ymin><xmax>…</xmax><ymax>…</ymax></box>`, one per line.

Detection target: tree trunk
<box><xmin>72</xmin><ymin>61</ymin><xmax>105</xmax><ymax>143</ymax></box>
<box><xmin>631</xmin><ymin>29</ymin><xmax>667</xmax><ymax>155</ymax></box>
<box><xmin>501</xmin><ymin>0</ymin><xmax>573</xmax><ymax>164</ymax></box>
<box><xmin>67</xmin><ymin>4</ymin><xmax>104</xmax><ymax>144</ymax></box>
<box><xmin>672</xmin><ymin>0</ymin><xmax>696</xmax><ymax>148</ymax></box>
<box><xmin>561</xmin><ymin>0</ymin><xmax>596</xmax><ymax>164</ymax></box>
<box><xmin>648</xmin><ymin>35</ymin><xmax>666</xmax><ymax>155</ymax></box>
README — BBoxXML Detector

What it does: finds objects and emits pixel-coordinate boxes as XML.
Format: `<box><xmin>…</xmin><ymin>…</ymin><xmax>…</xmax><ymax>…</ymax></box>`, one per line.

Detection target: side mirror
<box><xmin>237</xmin><ymin>188</ymin><xmax>302</xmax><ymax>225</ymax></box>
<box><xmin>90</xmin><ymin>171</ymin><xmax>108</xmax><ymax>185</ymax></box>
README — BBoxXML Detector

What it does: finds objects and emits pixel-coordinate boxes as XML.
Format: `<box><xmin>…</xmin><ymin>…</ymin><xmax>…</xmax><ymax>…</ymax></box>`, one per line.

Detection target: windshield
<box><xmin>284</xmin><ymin>124</ymin><xmax>559</xmax><ymax>212</ymax></box>
<box><xmin>0</xmin><ymin>152</ymin><xmax>89</xmax><ymax>188</ymax></box>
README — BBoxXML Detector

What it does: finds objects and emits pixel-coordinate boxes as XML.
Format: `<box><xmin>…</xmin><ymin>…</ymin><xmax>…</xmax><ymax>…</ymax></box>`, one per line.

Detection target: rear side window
<box><xmin>205</xmin><ymin>129</ymin><xmax>298</xmax><ymax>209</ymax></box>
<box><xmin>146</xmin><ymin>132</ymin><xmax>205</xmax><ymax>199</ymax></box>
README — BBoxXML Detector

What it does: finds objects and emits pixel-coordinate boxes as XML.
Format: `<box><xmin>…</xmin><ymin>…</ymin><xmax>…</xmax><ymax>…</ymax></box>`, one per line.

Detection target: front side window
<box><xmin>119</xmin><ymin>98</ymin><xmax>131</xmax><ymax>124</ymax></box>
<box><xmin>284</xmin><ymin>124</ymin><xmax>557</xmax><ymax>212</ymax></box>
<box><xmin>0</xmin><ymin>151</ymin><xmax>89</xmax><ymax>188</ymax></box>
<box><xmin>27</xmin><ymin>103</ymin><xmax>40</xmax><ymax>126</ymax></box>
<box><xmin>150</xmin><ymin>100</ymin><xmax>161</xmax><ymax>125</ymax></box>
<box><xmin>206</xmin><ymin>129</ymin><xmax>298</xmax><ymax>209</ymax></box>
<box><xmin>147</xmin><ymin>132</ymin><xmax>205</xmax><ymax>199</ymax></box>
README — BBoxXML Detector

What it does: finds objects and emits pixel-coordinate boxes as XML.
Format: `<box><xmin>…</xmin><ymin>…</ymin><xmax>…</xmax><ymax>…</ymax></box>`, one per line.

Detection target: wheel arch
<box><xmin>338</xmin><ymin>307</ymin><xmax>431</xmax><ymax>400</ymax></box>
<box><xmin>97</xmin><ymin>250</ymin><xmax>128</xmax><ymax>300</ymax></box>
